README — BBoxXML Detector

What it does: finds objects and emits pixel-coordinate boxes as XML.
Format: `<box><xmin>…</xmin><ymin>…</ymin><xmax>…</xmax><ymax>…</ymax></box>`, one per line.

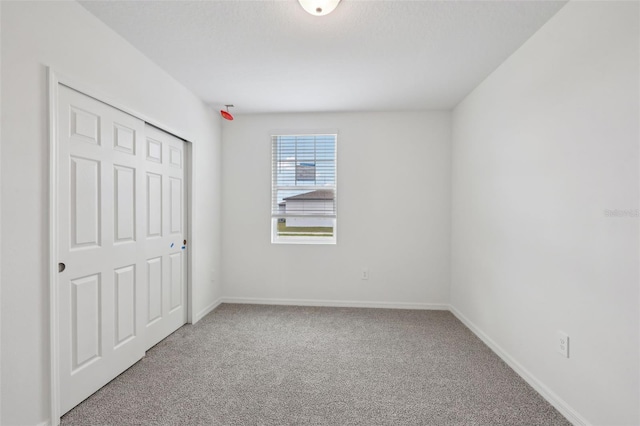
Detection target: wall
<box><xmin>0</xmin><ymin>2</ymin><xmax>222</xmax><ymax>425</ymax></box>
<box><xmin>451</xmin><ymin>2</ymin><xmax>639</xmax><ymax>425</ymax></box>
<box><xmin>0</xmin><ymin>2</ymin><xmax>3</xmax><ymax>421</ymax></box>
<box><xmin>222</xmin><ymin>112</ymin><xmax>451</xmax><ymax>308</ymax></box>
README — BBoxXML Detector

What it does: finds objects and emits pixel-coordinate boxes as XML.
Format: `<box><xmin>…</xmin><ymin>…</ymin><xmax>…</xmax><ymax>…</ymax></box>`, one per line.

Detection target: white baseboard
<box><xmin>221</xmin><ymin>296</ymin><xmax>449</xmax><ymax>311</ymax></box>
<box><xmin>37</xmin><ymin>420</ymin><xmax>52</xmax><ymax>426</ymax></box>
<box><xmin>448</xmin><ymin>305</ymin><xmax>589</xmax><ymax>426</ymax></box>
<box><xmin>192</xmin><ymin>298</ymin><xmax>223</xmax><ymax>323</ymax></box>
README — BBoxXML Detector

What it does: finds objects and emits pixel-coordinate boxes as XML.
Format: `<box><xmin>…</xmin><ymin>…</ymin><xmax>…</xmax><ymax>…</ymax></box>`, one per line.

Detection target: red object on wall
<box><xmin>221</xmin><ymin>105</ymin><xmax>234</xmax><ymax>121</ymax></box>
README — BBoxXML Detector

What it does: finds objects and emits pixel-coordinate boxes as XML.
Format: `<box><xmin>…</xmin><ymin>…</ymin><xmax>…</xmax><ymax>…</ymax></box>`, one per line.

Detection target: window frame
<box><xmin>270</xmin><ymin>133</ymin><xmax>338</xmax><ymax>245</ymax></box>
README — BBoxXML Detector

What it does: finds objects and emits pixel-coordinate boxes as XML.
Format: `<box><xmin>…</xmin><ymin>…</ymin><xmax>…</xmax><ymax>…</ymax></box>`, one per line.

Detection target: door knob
<box><xmin>58</xmin><ymin>262</ymin><xmax>66</xmax><ymax>273</ymax></box>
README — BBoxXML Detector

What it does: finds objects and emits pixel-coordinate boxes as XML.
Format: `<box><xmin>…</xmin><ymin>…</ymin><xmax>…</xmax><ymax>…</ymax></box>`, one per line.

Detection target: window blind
<box><xmin>271</xmin><ymin>134</ymin><xmax>337</xmax><ymax>218</ymax></box>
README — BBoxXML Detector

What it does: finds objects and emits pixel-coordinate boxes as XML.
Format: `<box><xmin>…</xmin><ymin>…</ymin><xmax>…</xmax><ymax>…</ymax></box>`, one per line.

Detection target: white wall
<box><xmin>0</xmin><ymin>2</ymin><xmax>222</xmax><ymax>425</ymax></box>
<box><xmin>222</xmin><ymin>112</ymin><xmax>451</xmax><ymax>308</ymax></box>
<box><xmin>0</xmin><ymin>2</ymin><xmax>3</xmax><ymax>422</ymax></box>
<box><xmin>451</xmin><ymin>2</ymin><xmax>639</xmax><ymax>425</ymax></box>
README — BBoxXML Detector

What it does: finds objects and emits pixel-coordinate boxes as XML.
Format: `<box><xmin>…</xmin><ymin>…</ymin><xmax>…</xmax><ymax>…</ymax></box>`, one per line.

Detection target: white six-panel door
<box><xmin>142</xmin><ymin>124</ymin><xmax>188</xmax><ymax>350</ymax></box>
<box><xmin>57</xmin><ymin>85</ymin><xmax>187</xmax><ymax>414</ymax></box>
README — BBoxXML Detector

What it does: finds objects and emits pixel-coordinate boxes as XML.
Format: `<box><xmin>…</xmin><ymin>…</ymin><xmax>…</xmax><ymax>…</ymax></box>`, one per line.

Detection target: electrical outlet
<box><xmin>557</xmin><ymin>331</ymin><xmax>569</xmax><ymax>358</ymax></box>
<box><xmin>361</xmin><ymin>268</ymin><xmax>369</xmax><ymax>280</ymax></box>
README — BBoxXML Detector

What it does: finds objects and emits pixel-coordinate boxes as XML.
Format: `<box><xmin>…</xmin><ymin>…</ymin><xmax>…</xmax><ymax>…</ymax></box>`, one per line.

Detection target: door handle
<box><xmin>58</xmin><ymin>262</ymin><xmax>66</xmax><ymax>273</ymax></box>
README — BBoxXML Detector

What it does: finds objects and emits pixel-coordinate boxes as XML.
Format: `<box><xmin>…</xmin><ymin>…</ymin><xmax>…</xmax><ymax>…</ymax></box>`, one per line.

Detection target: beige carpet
<box><xmin>61</xmin><ymin>304</ymin><xmax>570</xmax><ymax>425</ymax></box>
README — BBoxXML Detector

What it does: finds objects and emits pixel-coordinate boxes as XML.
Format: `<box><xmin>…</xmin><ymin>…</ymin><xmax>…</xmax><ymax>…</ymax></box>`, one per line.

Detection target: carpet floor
<box><xmin>60</xmin><ymin>304</ymin><xmax>570</xmax><ymax>425</ymax></box>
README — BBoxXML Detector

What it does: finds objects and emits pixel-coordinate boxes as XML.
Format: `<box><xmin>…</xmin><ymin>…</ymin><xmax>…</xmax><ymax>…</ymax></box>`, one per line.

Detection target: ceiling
<box><xmin>80</xmin><ymin>0</ymin><xmax>567</xmax><ymax>114</ymax></box>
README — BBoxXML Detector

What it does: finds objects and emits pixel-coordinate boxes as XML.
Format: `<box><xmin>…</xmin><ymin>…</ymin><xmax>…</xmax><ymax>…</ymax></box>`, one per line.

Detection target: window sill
<box><xmin>272</xmin><ymin>237</ymin><xmax>336</xmax><ymax>245</ymax></box>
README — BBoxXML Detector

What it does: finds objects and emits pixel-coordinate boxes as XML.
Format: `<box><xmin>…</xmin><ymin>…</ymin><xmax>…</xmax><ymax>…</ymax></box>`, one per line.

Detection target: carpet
<box><xmin>60</xmin><ymin>304</ymin><xmax>570</xmax><ymax>425</ymax></box>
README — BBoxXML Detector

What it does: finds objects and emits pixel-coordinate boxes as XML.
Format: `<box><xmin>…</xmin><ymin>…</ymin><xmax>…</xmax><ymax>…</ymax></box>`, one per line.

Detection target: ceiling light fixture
<box><xmin>298</xmin><ymin>0</ymin><xmax>341</xmax><ymax>16</ymax></box>
<box><xmin>220</xmin><ymin>104</ymin><xmax>234</xmax><ymax>121</ymax></box>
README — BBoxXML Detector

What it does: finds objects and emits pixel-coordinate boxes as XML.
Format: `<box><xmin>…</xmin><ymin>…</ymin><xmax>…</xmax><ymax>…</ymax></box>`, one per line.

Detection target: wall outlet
<box><xmin>557</xmin><ymin>331</ymin><xmax>569</xmax><ymax>358</ymax></box>
<box><xmin>361</xmin><ymin>268</ymin><xmax>369</xmax><ymax>280</ymax></box>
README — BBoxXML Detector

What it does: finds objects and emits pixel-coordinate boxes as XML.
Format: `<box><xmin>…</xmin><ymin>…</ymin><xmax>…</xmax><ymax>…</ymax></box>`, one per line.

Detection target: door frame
<box><xmin>48</xmin><ymin>68</ymin><xmax>194</xmax><ymax>425</ymax></box>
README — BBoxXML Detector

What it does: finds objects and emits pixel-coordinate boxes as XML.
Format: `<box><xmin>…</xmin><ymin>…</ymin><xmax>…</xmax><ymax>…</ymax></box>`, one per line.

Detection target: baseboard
<box><xmin>448</xmin><ymin>305</ymin><xmax>590</xmax><ymax>426</ymax></box>
<box><xmin>221</xmin><ymin>296</ymin><xmax>449</xmax><ymax>311</ymax></box>
<box><xmin>192</xmin><ymin>298</ymin><xmax>223</xmax><ymax>323</ymax></box>
<box><xmin>37</xmin><ymin>420</ymin><xmax>52</xmax><ymax>426</ymax></box>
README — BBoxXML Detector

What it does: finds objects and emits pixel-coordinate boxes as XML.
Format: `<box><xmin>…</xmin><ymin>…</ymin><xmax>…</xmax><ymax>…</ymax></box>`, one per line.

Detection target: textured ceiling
<box><xmin>80</xmin><ymin>0</ymin><xmax>567</xmax><ymax>114</ymax></box>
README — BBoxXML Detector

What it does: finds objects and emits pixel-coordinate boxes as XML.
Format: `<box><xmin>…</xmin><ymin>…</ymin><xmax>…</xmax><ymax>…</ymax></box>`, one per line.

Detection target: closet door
<box><xmin>142</xmin><ymin>124</ymin><xmax>188</xmax><ymax>350</ymax></box>
<box><xmin>57</xmin><ymin>85</ymin><xmax>147</xmax><ymax>414</ymax></box>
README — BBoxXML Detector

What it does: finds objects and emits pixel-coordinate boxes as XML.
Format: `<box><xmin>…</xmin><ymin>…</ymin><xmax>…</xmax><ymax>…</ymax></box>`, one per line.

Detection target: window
<box><xmin>271</xmin><ymin>134</ymin><xmax>337</xmax><ymax>244</ymax></box>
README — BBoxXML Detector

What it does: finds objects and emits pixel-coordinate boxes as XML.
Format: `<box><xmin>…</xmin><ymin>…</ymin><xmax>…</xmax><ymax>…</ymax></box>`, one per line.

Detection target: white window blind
<box><xmin>271</xmin><ymin>134</ymin><xmax>337</xmax><ymax>243</ymax></box>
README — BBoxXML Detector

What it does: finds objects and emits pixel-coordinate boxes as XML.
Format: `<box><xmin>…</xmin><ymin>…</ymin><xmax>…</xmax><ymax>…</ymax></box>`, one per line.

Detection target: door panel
<box><xmin>70</xmin><ymin>156</ymin><xmax>101</xmax><ymax>248</ymax></box>
<box><xmin>146</xmin><ymin>138</ymin><xmax>162</xmax><ymax>163</ymax></box>
<box><xmin>114</xmin><ymin>166</ymin><xmax>136</xmax><ymax>243</ymax></box>
<box><xmin>70</xmin><ymin>107</ymin><xmax>100</xmax><ymax>145</ymax></box>
<box><xmin>169</xmin><ymin>177</ymin><xmax>182</xmax><ymax>234</ymax></box>
<box><xmin>70</xmin><ymin>273</ymin><xmax>101</xmax><ymax>371</ymax></box>
<box><xmin>169</xmin><ymin>252</ymin><xmax>183</xmax><ymax>311</ymax></box>
<box><xmin>114</xmin><ymin>265</ymin><xmax>136</xmax><ymax>347</ymax></box>
<box><xmin>169</xmin><ymin>146</ymin><xmax>182</xmax><ymax>168</ymax></box>
<box><xmin>146</xmin><ymin>172</ymin><xmax>163</xmax><ymax>238</ymax></box>
<box><xmin>143</xmin><ymin>125</ymin><xmax>188</xmax><ymax>350</ymax></box>
<box><xmin>58</xmin><ymin>86</ymin><xmax>147</xmax><ymax>415</ymax></box>
<box><xmin>147</xmin><ymin>256</ymin><xmax>163</xmax><ymax>324</ymax></box>
<box><xmin>113</xmin><ymin>123</ymin><xmax>136</xmax><ymax>154</ymax></box>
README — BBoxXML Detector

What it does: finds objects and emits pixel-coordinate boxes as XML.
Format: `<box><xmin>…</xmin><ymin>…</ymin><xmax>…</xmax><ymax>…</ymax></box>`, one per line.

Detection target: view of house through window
<box><xmin>271</xmin><ymin>134</ymin><xmax>337</xmax><ymax>243</ymax></box>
